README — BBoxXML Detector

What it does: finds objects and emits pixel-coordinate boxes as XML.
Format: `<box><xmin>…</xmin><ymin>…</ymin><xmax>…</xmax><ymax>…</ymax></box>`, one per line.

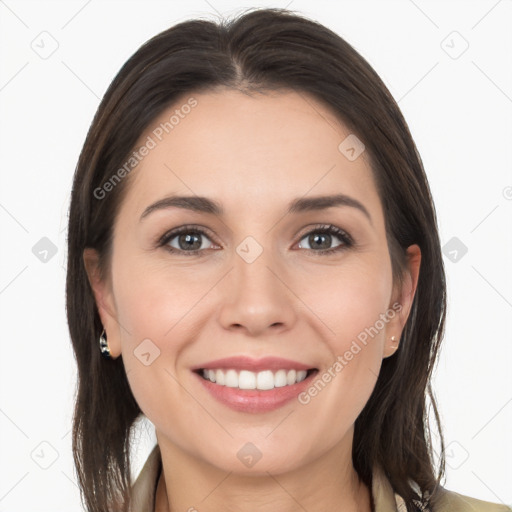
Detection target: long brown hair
<box><xmin>66</xmin><ymin>7</ymin><xmax>447</xmax><ymax>511</ymax></box>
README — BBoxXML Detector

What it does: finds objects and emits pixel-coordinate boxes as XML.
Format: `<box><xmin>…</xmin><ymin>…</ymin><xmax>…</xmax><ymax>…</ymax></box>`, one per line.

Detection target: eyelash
<box><xmin>157</xmin><ymin>224</ymin><xmax>354</xmax><ymax>257</ymax></box>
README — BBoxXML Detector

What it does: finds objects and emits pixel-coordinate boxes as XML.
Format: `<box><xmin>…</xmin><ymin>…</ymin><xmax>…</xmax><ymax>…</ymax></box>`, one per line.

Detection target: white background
<box><xmin>0</xmin><ymin>0</ymin><xmax>511</xmax><ymax>510</ymax></box>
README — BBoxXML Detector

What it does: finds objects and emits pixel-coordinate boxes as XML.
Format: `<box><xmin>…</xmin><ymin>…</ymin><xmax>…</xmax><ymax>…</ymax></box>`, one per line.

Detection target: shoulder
<box><xmin>433</xmin><ymin>487</ymin><xmax>512</xmax><ymax>512</ymax></box>
<box><xmin>130</xmin><ymin>444</ymin><xmax>162</xmax><ymax>512</ymax></box>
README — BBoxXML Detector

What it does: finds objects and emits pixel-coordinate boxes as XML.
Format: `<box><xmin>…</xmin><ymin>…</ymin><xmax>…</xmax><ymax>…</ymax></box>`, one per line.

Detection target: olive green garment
<box><xmin>130</xmin><ymin>444</ymin><xmax>511</xmax><ymax>512</ymax></box>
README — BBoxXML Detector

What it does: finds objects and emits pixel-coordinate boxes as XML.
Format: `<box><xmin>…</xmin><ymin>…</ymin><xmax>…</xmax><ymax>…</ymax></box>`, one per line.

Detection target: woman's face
<box><xmin>85</xmin><ymin>89</ymin><xmax>420</xmax><ymax>475</ymax></box>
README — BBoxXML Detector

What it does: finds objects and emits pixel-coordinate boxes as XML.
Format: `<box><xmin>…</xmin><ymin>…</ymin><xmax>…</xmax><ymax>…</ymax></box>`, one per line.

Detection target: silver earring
<box><xmin>99</xmin><ymin>329</ymin><xmax>112</xmax><ymax>359</ymax></box>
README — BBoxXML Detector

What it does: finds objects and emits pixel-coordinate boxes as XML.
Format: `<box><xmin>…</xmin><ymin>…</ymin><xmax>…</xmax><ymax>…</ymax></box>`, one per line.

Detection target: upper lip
<box><xmin>192</xmin><ymin>356</ymin><xmax>316</xmax><ymax>373</ymax></box>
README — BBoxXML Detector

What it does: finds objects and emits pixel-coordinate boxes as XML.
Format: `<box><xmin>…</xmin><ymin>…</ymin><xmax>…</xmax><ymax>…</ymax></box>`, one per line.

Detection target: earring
<box><xmin>390</xmin><ymin>335</ymin><xmax>398</xmax><ymax>348</ymax></box>
<box><xmin>99</xmin><ymin>329</ymin><xmax>112</xmax><ymax>359</ymax></box>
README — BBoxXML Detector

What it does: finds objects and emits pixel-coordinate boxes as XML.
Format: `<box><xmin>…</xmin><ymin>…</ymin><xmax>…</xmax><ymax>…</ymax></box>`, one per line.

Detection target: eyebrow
<box><xmin>140</xmin><ymin>193</ymin><xmax>372</xmax><ymax>224</ymax></box>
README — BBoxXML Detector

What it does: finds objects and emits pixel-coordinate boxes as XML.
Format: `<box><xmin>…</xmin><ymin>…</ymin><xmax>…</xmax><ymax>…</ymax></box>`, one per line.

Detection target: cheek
<box><xmin>299</xmin><ymin>254</ymin><xmax>393</xmax><ymax>345</ymax></box>
<box><xmin>111</xmin><ymin>253</ymin><xmax>229</xmax><ymax>426</ymax></box>
<box><xmin>292</xmin><ymin>257</ymin><xmax>392</xmax><ymax>426</ymax></box>
<box><xmin>113</xmin><ymin>252</ymin><xmax>207</xmax><ymax>344</ymax></box>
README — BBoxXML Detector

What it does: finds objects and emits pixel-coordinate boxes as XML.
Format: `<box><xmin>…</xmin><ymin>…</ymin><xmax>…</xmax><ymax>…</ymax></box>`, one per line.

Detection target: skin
<box><xmin>84</xmin><ymin>88</ymin><xmax>421</xmax><ymax>512</ymax></box>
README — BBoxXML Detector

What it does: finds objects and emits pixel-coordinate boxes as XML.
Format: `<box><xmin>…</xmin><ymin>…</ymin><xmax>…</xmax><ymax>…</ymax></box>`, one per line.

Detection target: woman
<box><xmin>66</xmin><ymin>7</ymin><xmax>510</xmax><ymax>512</ymax></box>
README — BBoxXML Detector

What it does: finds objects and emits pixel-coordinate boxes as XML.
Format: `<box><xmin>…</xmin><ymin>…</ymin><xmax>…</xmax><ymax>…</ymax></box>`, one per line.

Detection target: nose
<box><xmin>217</xmin><ymin>245</ymin><xmax>298</xmax><ymax>337</ymax></box>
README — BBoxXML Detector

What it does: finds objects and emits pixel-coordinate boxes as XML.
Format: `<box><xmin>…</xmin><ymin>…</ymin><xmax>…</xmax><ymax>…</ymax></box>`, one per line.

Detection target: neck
<box><xmin>154</xmin><ymin>429</ymin><xmax>372</xmax><ymax>512</ymax></box>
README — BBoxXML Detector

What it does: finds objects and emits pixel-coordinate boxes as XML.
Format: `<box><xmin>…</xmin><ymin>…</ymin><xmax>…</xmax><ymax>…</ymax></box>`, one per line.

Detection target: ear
<box><xmin>83</xmin><ymin>248</ymin><xmax>122</xmax><ymax>358</ymax></box>
<box><xmin>383</xmin><ymin>244</ymin><xmax>421</xmax><ymax>358</ymax></box>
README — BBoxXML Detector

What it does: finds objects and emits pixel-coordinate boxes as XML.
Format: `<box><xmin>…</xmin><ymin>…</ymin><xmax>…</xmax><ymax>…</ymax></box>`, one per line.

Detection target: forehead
<box><xmin>119</xmin><ymin>89</ymin><xmax>378</xmax><ymax>218</ymax></box>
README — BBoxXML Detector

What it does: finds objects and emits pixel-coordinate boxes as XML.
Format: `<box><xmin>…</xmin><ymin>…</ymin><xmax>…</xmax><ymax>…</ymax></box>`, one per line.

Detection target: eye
<box><xmin>296</xmin><ymin>225</ymin><xmax>353</xmax><ymax>255</ymax></box>
<box><xmin>158</xmin><ymin>223</ymin><xmax>354</xmax><ymax>257</ymax></box>
<box><xmin>159</xmin><ymin>225</ymin><xmax>218</xmax><ymax>256</ymax></box>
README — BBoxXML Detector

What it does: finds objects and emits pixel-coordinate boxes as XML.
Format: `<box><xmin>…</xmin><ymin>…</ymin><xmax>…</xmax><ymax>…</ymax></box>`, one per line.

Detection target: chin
<box><xmin>200</xmin><ymin>442</ymin><xmax>307</xmax><ymax>476</ymax></box>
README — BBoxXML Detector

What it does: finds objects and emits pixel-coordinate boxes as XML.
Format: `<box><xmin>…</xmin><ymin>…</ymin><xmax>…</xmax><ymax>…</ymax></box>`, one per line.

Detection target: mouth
<box><xmin>193</xmin><ymin>367</ymin><xmax>318</xmax><ymax>390</ymax></box>
<box><xmin>191</xmin><ymin>361</ymin><xmax>319</xmax><ymax>413</ymax></box>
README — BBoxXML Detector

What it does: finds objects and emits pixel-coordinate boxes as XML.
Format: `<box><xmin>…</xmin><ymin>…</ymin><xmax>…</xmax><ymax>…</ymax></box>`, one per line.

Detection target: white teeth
<box><xmin>296</xmin><ymin>370</ymin><xmax>307</xmax><ymax>383</ymax></box>
<box><xmin>274</xmin><ymin>369</ymin><xmax>288</xmax><ymax>388</ymax></box>
<box><xmin>239</xmin><ymin>370</ymin><xmax>256</xmax><ymax>389</ymax></box>
<box><xmin>215</xmin><ymin>369</ymin><xmax>225</xmax><ymax>385</ymax></box>
<box><xmin>200</xmin><ymin>368</ymin><xmax>311</xmax><ymax>389</ymax></box>
<box><xmin>225</xmin><ymin>369</ymin><xmax>238</xmax><ymax>387</ymax></box>
<box><xmin>286</xmin><ymin>369</ymin><xmax>296</xmax><ymax>385</ymax></box>
<box><xmin>256</xmin><ymin>370</ymin><xmax>275</xmax><ymax>390</ymax></box>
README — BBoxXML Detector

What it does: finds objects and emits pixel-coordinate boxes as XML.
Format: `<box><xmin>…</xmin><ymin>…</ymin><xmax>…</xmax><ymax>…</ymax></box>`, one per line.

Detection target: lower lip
<box><xmin>193</xmin><ymin>370</ymin><xmax>318</xmax><ymax>413</ymax></box>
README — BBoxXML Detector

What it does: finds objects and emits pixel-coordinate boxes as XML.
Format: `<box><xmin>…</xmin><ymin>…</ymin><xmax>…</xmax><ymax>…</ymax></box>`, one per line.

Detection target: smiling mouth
<box><xmin>193</xmin><ymin>368</ymin><xmax>318</xmax><ymax>390</ymax></box>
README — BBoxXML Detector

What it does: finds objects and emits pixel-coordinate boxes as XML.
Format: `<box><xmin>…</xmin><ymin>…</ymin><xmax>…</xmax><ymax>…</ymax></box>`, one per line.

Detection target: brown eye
<box><xmin>159</xmin><ymin>226</ymin><xmax>218</xmax><ymax>256</ymax></box>
<box><xmin>296</xmin><ymin>225</ymin><xmax>353</xmax><ymax>255</ymax></box>
<box><xmin>170</xmin><ymin>231</ymin><xmax>205</xmax><ymax>251</ymax></box>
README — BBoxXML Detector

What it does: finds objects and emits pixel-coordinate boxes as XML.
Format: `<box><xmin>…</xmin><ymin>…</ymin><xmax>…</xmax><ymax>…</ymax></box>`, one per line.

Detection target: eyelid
<box><xmin>295</xmin><ymin>223</ymin><xmax>353</xmax><ymax>243</ymax></box>
<box><xmin>157</xmin><ymin>224</ymin><xmax>219</xmax><ymax>247</ymax></box>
